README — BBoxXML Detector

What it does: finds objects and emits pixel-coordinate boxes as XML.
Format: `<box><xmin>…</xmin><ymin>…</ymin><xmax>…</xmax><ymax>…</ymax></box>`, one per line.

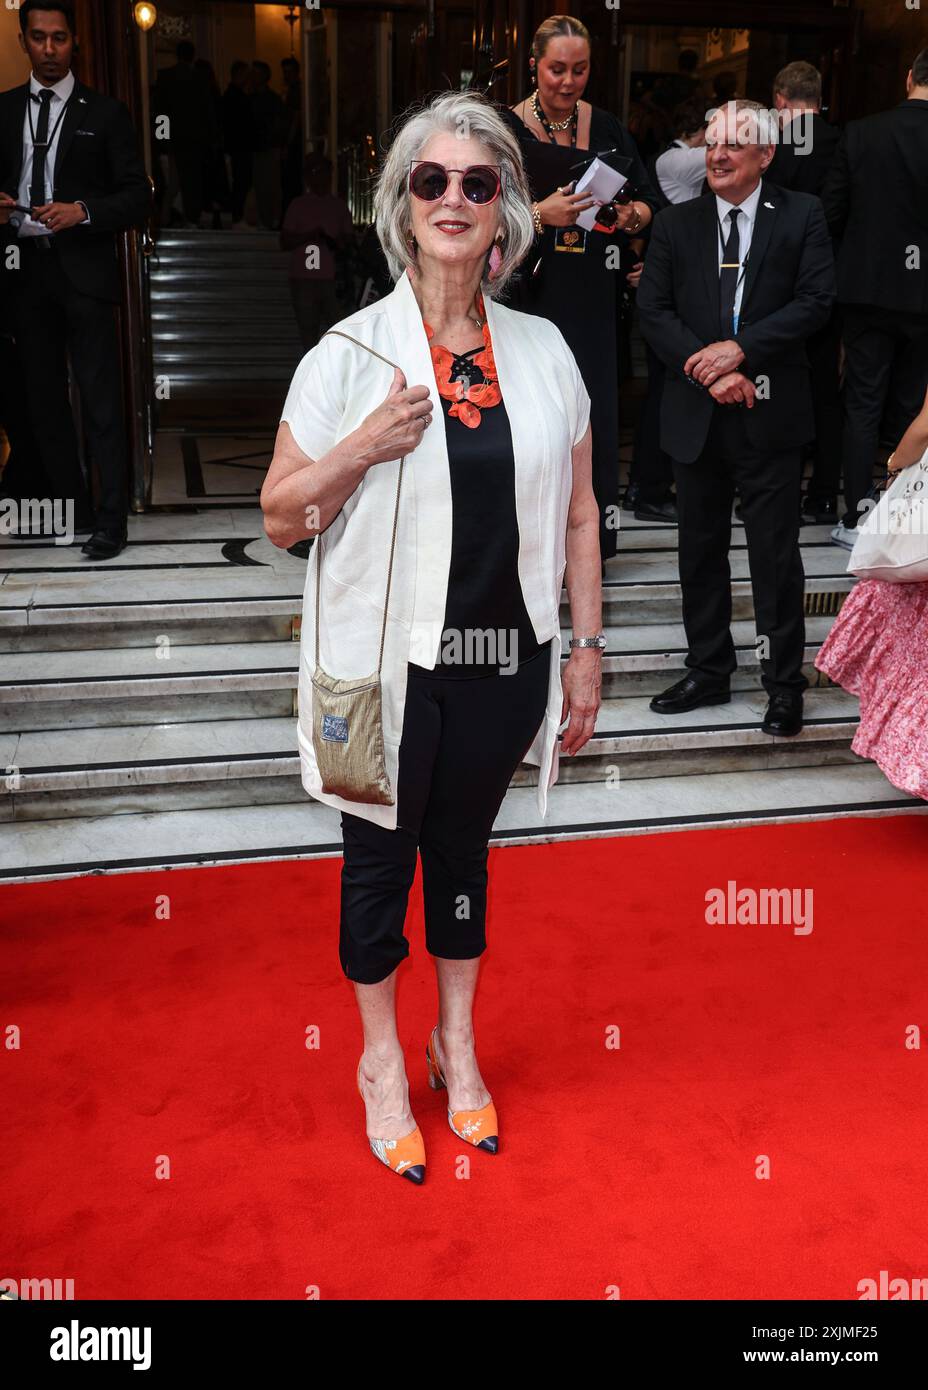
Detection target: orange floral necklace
<box><xmin>423</xmin><ymin>291</ymin><xmax>502</xmax><ymax>429</ymax></box>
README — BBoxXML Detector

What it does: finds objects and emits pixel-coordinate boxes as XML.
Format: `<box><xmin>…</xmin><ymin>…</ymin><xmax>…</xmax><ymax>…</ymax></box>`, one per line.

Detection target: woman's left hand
<box><xmin>559</xmin><ymin>651</ymin><xmax>602</xmax><ymax>756</ymax></box>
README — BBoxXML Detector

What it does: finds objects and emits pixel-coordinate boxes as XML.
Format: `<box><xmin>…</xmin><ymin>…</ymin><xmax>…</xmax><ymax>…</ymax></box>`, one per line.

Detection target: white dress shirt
<box><xmin>655</xmin><ymin>140</ymin><xmax>707</xmax><ymax>204</ymax></box>
<box><xmin>15</xmin><ymin>69</ymin><xmax>89</xmax><ymax>238</ymax></box>
<box><xmin>714</xmin><ymin>181</ymin><xmax>762</xmax><ymax>333</ymax></box>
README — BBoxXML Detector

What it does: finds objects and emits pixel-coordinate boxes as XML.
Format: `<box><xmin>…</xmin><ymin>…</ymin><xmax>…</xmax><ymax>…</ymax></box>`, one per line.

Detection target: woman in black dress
<box><xmin>498</xmin><ymin>14</ymin><xmax>659</xmax><ymax>564</ymax></box>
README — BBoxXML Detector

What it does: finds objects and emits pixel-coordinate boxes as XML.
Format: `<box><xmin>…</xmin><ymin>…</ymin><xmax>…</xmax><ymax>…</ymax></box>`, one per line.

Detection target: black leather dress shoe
<box><xmin>761</xmin><ymin>693</ymin><xmax>804</xmax><ymax>736</ymax></box>
<box><xmin>801</xmin><ymin>497</ymin><xmax>838</xmax><ymax>525</ymax></box>
<box><xmin>623</xmin><ymin>483</ymin><xmax>640</xmax><ymax>511</ymax></box>
<box><xmin>635</xmin><ymin>498</ymin><xmax>678</xmax><ymax>524</ymax></box>
<box><xmin>649</xmin><ymin>673</ymin><xmax>731</xmax><ymax>714</ymax></box>
<box><xmin>81</xmin><ymin>528</ymin><xmax>127</xmax><ymax>559</ymax></box>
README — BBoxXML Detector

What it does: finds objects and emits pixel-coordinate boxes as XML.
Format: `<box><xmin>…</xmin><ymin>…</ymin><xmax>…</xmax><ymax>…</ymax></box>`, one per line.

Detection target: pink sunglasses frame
<box><xmin>407</xmin><ymin>161</ymin><xmax>503</xmax><ymax>206</ymax></box>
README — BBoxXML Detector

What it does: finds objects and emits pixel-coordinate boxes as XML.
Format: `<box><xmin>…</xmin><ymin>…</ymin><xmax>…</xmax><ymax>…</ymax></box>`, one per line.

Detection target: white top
<box><xmin>655</xmin><ymin>141</ymin><xmax>707</xmax><ymax>204</ymax></box>
<box><xmin>280</xmin><ymin>267</ymin><xmax>592</xmax><ymax>829</ymax></box>
<box><xmin>715</xmin><ymin>180</ymin><xmax>762</xmax><ymax>332</ymax></box>
<box><xmin>15</xmin><ymin>69</ymin><xmax>88</xmax><ymax>239</ymax></box>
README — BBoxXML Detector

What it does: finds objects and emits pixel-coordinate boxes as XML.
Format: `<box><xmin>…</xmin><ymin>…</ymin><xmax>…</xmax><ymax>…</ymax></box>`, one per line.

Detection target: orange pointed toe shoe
<box><xmin>357</xmin><ymin>1059</ymin><xmax>426</xmax><ymax>1184</ymax></box>
<box><xmin>425</xmin><ymin>1026</ymin><xmax>499</xmax><ymax>1153</ymax></box>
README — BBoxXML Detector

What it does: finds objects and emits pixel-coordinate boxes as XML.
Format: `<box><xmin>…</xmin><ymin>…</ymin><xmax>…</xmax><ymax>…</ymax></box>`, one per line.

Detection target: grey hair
<box><xmin>373</xmin><ymin>90</ymin><xmax>536</xmax><ymax>299</ymax></box>
<box><xmin>706</xmin><ymin>97</ymin><xmax>779</xmax><ymax>147</ymax></box>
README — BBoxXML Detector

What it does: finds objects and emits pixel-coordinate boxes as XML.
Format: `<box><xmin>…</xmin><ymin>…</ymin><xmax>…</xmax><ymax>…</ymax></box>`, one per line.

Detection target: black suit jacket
<box><xmin>153</xmin><ymin>62</ymin><xmax>217</xmax><ymax>149</ymax></box>
<box><xmin>0</xmin><ymin>78</ymin><xmax>151</xmax><ymax>302</ymax></box>
<box><xmin>767</xmin><ymin>112</ymin><xmax>841</xmax><ymax>196</ymax></box>
<box><xmin>636</xmin><ymin>180</ymin><xmax>836</xmax><ymax>462</ymax></box>
<box><xmin>821</xmin><ymin>99</ymin><xmax>928</xmax><ymax>315</ymax></box>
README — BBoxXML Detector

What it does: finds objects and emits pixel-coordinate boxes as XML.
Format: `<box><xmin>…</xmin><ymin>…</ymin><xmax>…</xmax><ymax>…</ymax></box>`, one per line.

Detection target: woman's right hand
<box><xmin>356</xmin><ymin>367</ymin><xmax>433</xmax><ymax>467</ymax></box>
<box><xmin>536</xmin><ymin>185</ymin><xmax>597</xmax><ymax>228</ymax></box>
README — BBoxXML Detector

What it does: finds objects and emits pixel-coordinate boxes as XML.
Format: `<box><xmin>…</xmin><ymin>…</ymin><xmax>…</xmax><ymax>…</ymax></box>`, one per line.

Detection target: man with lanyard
<box><xmin>0</xmin><ymin>1</ymin><xmax>149</xmax><ymax>556</ymax></box>
<box><xmin>637</xmin><ymin>99</ymin><xmax>835</xmax><ymax>738</ymax></box>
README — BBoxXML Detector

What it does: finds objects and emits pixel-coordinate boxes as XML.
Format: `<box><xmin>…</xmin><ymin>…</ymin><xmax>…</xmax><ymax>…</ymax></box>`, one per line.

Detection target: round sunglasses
<box><xmin>408</xmin><ymin>161</ymin><xmax>502</xmax><ymax>206</ymax></box>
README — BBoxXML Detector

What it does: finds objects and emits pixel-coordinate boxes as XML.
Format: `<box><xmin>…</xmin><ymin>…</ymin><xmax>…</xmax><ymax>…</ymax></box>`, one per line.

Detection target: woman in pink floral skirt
<box><xmin>815</xmin><ymin>384</ymin><xmax>928</xmax><ymax>800</ymax></box>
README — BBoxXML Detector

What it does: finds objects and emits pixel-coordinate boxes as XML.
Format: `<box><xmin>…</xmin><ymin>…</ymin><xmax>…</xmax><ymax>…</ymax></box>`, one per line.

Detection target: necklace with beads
<box><xmin>423</xmin><ymin>289</ymin><xmax>501</xmax><ymax>429</ymax></box>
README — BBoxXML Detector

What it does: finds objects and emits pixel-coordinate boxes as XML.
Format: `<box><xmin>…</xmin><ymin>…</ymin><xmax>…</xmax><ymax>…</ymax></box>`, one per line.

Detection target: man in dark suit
<box><xmin>637</xmin><ymin>99</ymin><xmax>836</xmax><ymax>737</ymax></box>
<box><xmin>769</xmin><ymin>61</ymin><xmax>843</xmax><ymax>526</ymax></box>
<box><xmin>822</xmin><ymin>49</ymin><xmax>928</xmax><ymax>548</ymax></box>
<box><xmin>222</xmin><ymin>60</ymin><xmax>254</xmax><ymax>230</ymax></box>
<box><xmin>0</xmin><ymin>0</ymin><xmax>150</xmax><ymax>557</ymax></box>
<box><xmin>768</xmin><ymin>63</ymin><xmax>841</xmax><ymax>195</ymax></box>
<box><xmin>153</xmin><ymin>40</ymin><xmax>215</xmax><ymax>230</ymax></box>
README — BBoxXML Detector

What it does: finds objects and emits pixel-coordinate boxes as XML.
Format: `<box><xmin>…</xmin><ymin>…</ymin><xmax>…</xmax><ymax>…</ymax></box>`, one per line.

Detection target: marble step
<box><xmin>151</xmin><ymin>283</ymin><xmax>296</xmax><ymax>299</ymax></box>
<box><xmin>0</xmin><ymin>526</ymin><xmax>845</xmax><ymax>565</ymax></box>
<box><xmin>150</xmin><ymin>267</ymin><xmax>294</xmax><ymax>287</ymax></box>
<box><xmin>0</xmin><ymin>544</ymin><xmax>308</xmax><ymax>650</ymax></box>
<box><xmin>0</xmin><ymin>583</ymin><xmax>847</xmax><ymax>652</ymax></box>
<box><xmin>150</xmin><ymin>365</ymin><xmax>300</xmax><ymax>387</ymax></box>
<box><xmin>1</xmin><ymin>617</ymin><xmax>839</xmax><ymax>732</ymax></box>
<box><xmin>0</xmin><ymin>523</ymin><xmax>846</xmax><ymax>564</ymax></box>
<box><xmin>151</xmin><ymin>230</ymin><xmax>290</xmax><ymax>254</ymax></box>
<box><xmin>0</xmin><ymin>760</ymin><xmax>920</xmax><ymax>883</ymax></box>
<box><xmin>1</xmin><ymin>688</ymin><xmax>860</xmax><ymax>822</ymax></box>
<box><xmin>153</xmin><ymin>325</ymin><xmax>305</xmax><ymax>346</ymax></box>
<box><xmin>0</xmin><ymin>534</ymin><xmax>850</xmax><ymax>647</ymax></box>
<box><xmin>148</xmin><ymin>221</ymin><xmax>302</xmax><ymax>377</ymax></box>
<box><xmin>152</xmin><ymin>346</ymin><xmax>302</xmax><ymax>369</ymax></box>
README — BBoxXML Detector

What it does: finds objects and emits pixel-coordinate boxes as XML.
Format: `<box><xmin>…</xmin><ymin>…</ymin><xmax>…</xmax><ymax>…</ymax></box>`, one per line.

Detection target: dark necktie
<box><xmin>29</xmin><ymin>89</ymin><xmax>54</xmax><ymax>210</ymax></box>
<box><xmin>719</xmin><ymin>206</ymin><xmax>741</xmax><ymax>338</ymax></box>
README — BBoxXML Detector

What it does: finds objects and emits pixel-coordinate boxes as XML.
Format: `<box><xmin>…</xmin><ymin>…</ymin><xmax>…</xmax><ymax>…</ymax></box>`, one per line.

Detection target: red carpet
<box><xmin>3</xmin><ymin>814</ymin><xmax>927</xmax><ymax>1300</ymax></box>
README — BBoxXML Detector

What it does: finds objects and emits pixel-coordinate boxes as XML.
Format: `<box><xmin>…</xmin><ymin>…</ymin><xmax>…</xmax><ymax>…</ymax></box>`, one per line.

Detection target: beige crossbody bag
<box><xmin>310</xmin><ymin>329</ymin><xmax>406</xmax><ymax>805</ymax></box>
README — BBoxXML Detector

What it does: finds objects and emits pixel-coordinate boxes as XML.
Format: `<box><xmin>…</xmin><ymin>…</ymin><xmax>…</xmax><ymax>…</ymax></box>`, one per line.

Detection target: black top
<box><xmin>497</xmin><ymin>104</ymin><xmax>657</xmax><ymax>329</ymax></box>
<box><xmin>408</xmin><ymin>344</ymin><xmax>545</xmax><ymax>680</ymax></box>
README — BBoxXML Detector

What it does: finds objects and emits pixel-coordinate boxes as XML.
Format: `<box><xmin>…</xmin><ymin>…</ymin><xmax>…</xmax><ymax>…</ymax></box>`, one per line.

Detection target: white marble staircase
<box><xmin>1</xmin><ymin>507</ymin><xmax>922</xmax><ymax>882</ymax></box>
<box><xmin>149</xmin><ymin>231</ymin><xmax>304</xmax><ymax>391</ymax></box>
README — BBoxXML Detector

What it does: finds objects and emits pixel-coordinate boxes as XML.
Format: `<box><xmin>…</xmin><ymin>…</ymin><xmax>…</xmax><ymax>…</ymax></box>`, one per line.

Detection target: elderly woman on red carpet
<box><xmin>261</xmin><ymin>90</ymin><xmax>601</xmax><ymax>1184</ymax></box>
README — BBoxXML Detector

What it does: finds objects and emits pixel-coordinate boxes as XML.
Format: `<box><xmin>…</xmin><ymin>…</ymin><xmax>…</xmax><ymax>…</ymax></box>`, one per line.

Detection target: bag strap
<box><xmin>313</xmin><ymin>329</ymin><xmax>406</xmax><ymax>676</ymax></box>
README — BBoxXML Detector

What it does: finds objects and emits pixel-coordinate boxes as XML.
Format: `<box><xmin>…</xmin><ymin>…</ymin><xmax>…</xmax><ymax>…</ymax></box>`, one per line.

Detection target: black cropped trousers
<box><xmin>338</xmin><ymin>646</ymin><xmax>552</xmax><ymax>985</ymax></box>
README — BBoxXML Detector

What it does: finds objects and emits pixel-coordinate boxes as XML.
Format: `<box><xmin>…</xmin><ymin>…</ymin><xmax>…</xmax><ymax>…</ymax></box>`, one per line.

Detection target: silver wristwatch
<box><xmin>569</xmin><ymin>633</ymin><xmax>606</xmax><ymax>650</ymax></box>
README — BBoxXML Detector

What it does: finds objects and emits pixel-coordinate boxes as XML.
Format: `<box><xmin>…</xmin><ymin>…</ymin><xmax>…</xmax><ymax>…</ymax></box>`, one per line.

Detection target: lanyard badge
<box><xmin>553</xmin><ymin>226</ymin><xmax>586</xmax><ymax>254</ymax></box>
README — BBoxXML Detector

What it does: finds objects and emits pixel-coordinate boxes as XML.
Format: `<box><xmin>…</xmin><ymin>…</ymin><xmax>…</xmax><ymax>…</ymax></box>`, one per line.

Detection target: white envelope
<box><xmin>573</xmin><ymin>157</ymin><xmax>628</xmax><ymax>231</ymax></box>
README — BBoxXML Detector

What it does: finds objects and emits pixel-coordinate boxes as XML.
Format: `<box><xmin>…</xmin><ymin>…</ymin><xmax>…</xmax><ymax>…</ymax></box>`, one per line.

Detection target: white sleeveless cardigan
<box><xmin>280</xmin><ymin>267</ymin><xmax>592</xmax><ymax>830</ymax></box>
